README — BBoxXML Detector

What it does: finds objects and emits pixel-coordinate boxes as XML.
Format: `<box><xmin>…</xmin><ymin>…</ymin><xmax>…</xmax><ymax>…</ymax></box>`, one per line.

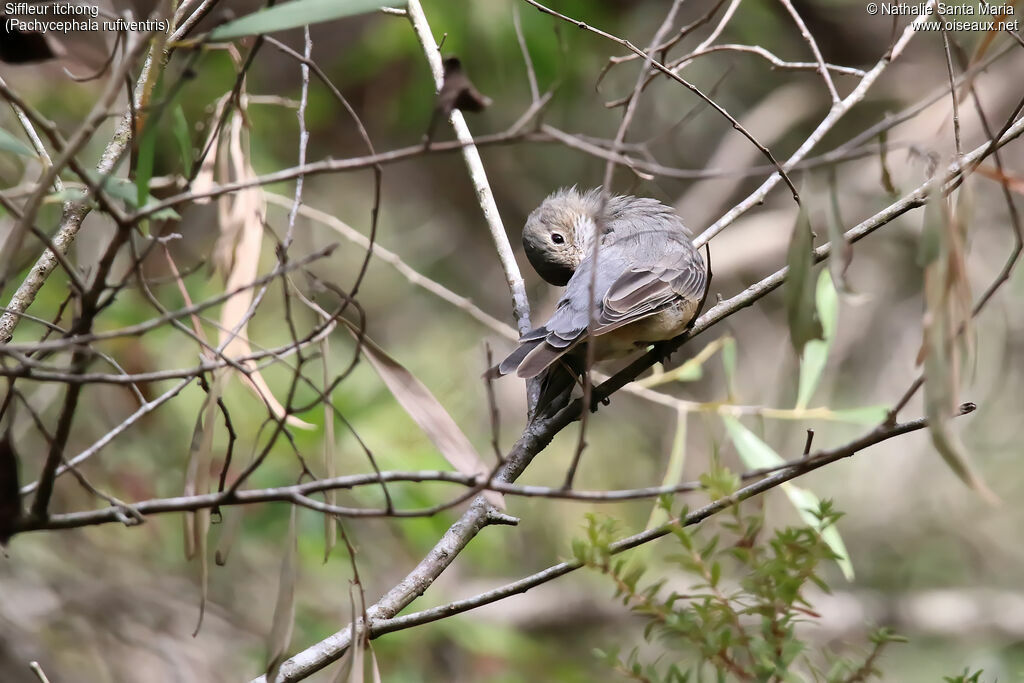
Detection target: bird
<box><xmin>491</xmin><ymin>187</ymin><xmax>708</xmax><ymax>413</ymax></box>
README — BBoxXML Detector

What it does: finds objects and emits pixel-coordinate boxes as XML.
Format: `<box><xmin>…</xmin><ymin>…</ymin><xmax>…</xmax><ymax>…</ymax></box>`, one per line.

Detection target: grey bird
<box><xmin>492</xmin><ymin>188</ymin><xmax>708</xmax><ymax>410</ymax></box>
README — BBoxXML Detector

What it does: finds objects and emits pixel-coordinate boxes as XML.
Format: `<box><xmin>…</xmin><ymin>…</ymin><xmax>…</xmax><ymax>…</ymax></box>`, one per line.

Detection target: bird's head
<box><xmin>521</xmin><ymin>187</ymin><xmax>602</xmax><ymax>286</ymax></box>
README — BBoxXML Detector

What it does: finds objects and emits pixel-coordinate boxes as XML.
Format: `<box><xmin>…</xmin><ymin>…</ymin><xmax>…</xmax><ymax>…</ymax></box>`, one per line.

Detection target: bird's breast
<box><xmin>594</xmin><ymin>297</ymin><xmax>700</xmax><ymax>360</ymax></box>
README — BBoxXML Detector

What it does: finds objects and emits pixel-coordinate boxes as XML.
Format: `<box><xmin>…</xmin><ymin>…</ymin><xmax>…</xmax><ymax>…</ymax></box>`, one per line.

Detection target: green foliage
<box><xmin>47</xmin><ymin>172</ymin><xmax>180</xmax><ymax>221</ymax></box>
<box><xmin>722</xmin><ymin>416</ymin><xmax>854</xmax><ymax>580</ymax></box>
<box><xmin>0</xmin><ymin>125</ymin><xmax>35</xmax><ymax>157</ymax></box>
<box><xmin>209</xmin><ymin>0</ymin><xmax>398</xmax><ymax>41</ymax></box>
<box><xmin>578</xmin><ymin>500</ymin><xmax>900</xmax><ymax>682</ymax></box>
<box><xmin>943</xmin><ymin>669</ymin><xmax>986</xmax><ymax>683</ymax></box>
<box><xmin>796</xmin><ymin>270</ymin><xmax>839</xmax><ymax>411</ymax></box>
<box><xmin>785</xmin><ymin>202</ymin><xmax>824</xmax><ymax>356</ymax></box>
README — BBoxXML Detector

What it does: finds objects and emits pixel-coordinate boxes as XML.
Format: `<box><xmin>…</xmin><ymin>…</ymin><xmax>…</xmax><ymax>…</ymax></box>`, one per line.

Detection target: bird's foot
<box><xmin>653</xmin><ymin>340</ymin><xmax>677</xmax><ymax>366</ymax></box>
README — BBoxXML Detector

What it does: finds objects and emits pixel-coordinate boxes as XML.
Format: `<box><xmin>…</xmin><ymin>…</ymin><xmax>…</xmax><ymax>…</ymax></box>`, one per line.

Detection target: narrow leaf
<box><xmin>188</xmin><ymin>370</ymin><xmax>228</xmax><ymax>636</ymax></box>
<box><xmin>266</xmin><ymin>506</ymin><xmax>299</xmax><ymax>681</ymax></box>
<box><xmin>0</xmin><ymin>126</ymin><xmax>35</xmax><ymax>157</ymax></box>
<box><xmin>781</xmin><ymin>482</ymin><xmax>855</xmax><ymax>580</ymax></box>
<box><xmin>826</xmin><ymin>168</ymin><xmax>854</xmax><ymax>292</ymax></box>
<box><xmin>826</xmin><ymin>405</ymin><xmax>889</xmax><ymax>425</ymax></box>
<box><xmin>348</xmin><ymin>640</ymin><xmax>365</xmax><ymax>683</ymax></box>
<box><xmin>172</xmin><ymin>104</ymin><xmax>193</xmax><ymax>176</ymax></box>
<box><xmin>796</xmin><ymin>270</ymin><xmax>838</xmax><ymax>410</ymax></box>
<box><xmin>330</xmin><ymin>586</ymin><xmax>360</xmax><ymax>683</ymax></box>
<box><xmin>210</xmin><ymin>0</ymin><xmax>397</xmax><ymax>40</ymax></box>
<box><xmin>322</xmin><ymin>335</ymin><xmax>338</xmax><ymax>560</ymax></box>
<box><xmin>341</xmin><ymin>319</ymin><xmax>503</xmax><ymax>510</ymax></box>
<box><xmin>722</xmin><ymin>416</ymin><xmax>854</xmax><ymax>579</ymax></box>
<box><xmin>646</xmin><ymin>408</ymin><xmax>687</xmax><ymax>531</ymax></box>
<box><xmin>784</xmin><ymin>202</ymin><xmax>823</xmax><ymax>355</ymax></box>
<box><xmin>214</xmin><ymin>505</ymin><xmax>246</xmax><ymax>566</ymax></box>
<box><xmin>919</xmin><ymin>190</ymin><xmax>996</xmax><ymax>502</ymax></box>
<box><xmin>367</xmin><ymin>643</ymin><xmax>383</xmax><ymax>683</ymax></box>
<box><xmin>878</xmin><ymin>130</ymin><xmax>898</xmax><ymax>196</ymax></box>
<box><xmin>721</xmin><ymin>415</ymin><xmax>783</xmax><ymax>471</ymax></box>
<box><xmin>721</xmin><ymin>336</ymin><xmax>737</xmax><ymax>401</ymax></box>
<box><xmin>216</xmin><ymin>114</ymin><xmax>314</xmax><ymax>430</ymax></box>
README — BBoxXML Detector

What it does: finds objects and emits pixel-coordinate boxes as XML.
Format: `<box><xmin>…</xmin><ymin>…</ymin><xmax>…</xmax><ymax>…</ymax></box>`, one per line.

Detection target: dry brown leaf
<box><xmin>348</xmin><ymin>641</ymin><xmax>365</xmax><ymax>683</ymax></box>
<box><xmin>974</xmin><ymin>164</ymin><xmax>1024</xmax><ymax>195</ymax></box>
<box><xmin>966</xmin><ymin>0</ymin><xmax>1021</xmax><ymax>75</ymax></box>
<box><xmin>284</xmin><ymin>283</ymin><xmax>342</xmax><ymax>558</ymax></box>
<box><xmin>191</xmin><ymin>96</ymin><xmax>228</xmax><ymax>205</ymax></box>
<box><xmin>919</xmin><ymin>191</ymin><xmax>997</xmax><ymax>503</ymax></box>
<box><xmin>215</xmin><ymin>112</ymin><xmax>313</xmax><ymax>430</ymax></box>
<box><xmin>341</xmin><ymin>319</ymin><xmax>504</xmax><ymax>510</ymax></box>
<box><xmin>185</xmin><ymin>369</ymin><xmax>228</xmax><ymax>636</ymax></box>
<box><xmin>265</xmin><ymin>505</ymin><xmax>298</xmax><ymax>681</ymax></box>
<box><xmin>330</xmin><ymin>585</ymin><xmax>361</xmax><ymax>683</ymax></box>
<box><xmin>367</xmin><ymin>643</ymin><xmax>382</xmax><ymax>683</ymax></box>
<box><xmin>214</xmin><ymin>505</ymin><xmax>245</xmax><ymax>566</ymax></box>
<box><xmin>322</xmin><ymin>334</ymin><xmax>338</xmax><ymax>560</ymax></box>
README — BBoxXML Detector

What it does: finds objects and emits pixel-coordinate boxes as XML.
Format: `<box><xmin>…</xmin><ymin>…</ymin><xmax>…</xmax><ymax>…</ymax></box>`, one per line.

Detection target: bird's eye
<box><xmin>551</xmin><ymin>233</ymin><xmax>565</xmax><ymax>245</ymax></box>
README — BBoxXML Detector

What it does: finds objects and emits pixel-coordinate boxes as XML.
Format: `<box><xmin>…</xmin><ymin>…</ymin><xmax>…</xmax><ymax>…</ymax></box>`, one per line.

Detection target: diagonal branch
<box><xmin>694</xmin><ymin>0</ymin><xmax>938</xmax><ymax>248</ymax></box>
<box><xmin>359</xmin><ymin>409</ymin><xmax>969</xmax><ymax>641</ymax></box>
<box><xmin>255</xmin><ymin>98</ymin><xmax>1023</xmax><ymax>683</ymax></box>
<box><xmin>407</xmin><ymin>0</ymin><xmax>532</xmax><ymax>336</ymax></box>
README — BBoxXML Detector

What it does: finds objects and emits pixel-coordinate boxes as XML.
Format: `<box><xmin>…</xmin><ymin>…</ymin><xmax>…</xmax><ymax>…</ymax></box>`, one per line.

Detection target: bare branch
<box><xmin>407</xmin><ymin>0</ymin><xmax>532</xmax><ymax>335</ymax></box>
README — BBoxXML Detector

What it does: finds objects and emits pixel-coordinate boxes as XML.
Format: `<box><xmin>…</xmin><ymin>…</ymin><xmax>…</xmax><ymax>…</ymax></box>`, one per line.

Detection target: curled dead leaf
<box><xmin>213</xmin><ymin>111</ymin><xmax>313</xmax><ymax>430</ymax></box>
<box><xmin>340</xmin><ymin>319</ymin><xmax>504</xmax><ymax>510</ymax></box>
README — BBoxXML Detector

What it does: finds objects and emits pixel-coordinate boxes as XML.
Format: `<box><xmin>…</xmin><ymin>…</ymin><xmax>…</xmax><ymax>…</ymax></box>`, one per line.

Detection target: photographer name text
<box><xmin>863</xmin><ymin>1</ymin><xmax>1018</xmax><ymax>29</ymax></box>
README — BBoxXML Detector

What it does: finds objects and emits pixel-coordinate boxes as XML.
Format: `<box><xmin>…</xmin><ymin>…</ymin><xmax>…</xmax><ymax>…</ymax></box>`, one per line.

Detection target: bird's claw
<box><xmin>654</xmin><ymin>341</ymin><xmax>677</xmax><ymax>365</ymax></box>
<box><xmin>589</xmin><ymin>395</ymin><xmax>611</xmax><ymax>413</ymax></box>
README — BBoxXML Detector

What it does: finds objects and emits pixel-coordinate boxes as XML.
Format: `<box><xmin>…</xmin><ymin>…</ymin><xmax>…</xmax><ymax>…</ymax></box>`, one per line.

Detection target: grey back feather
<box><xmin>500</xmin><ymin>191</ymin><xmax>706</xmax><ymax>380</ymax></box>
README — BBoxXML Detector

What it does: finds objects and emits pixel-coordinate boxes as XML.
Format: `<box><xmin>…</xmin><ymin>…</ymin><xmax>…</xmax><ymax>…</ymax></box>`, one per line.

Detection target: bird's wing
<box><xmin>511</xmin><ymin>252</ymin><xmax>626</xmax><ymax>378</ymax></box>
<box><xmin>500</xmin><ymin>228</ymin><xmax>706</xmax><ymax>380</ymax></box>
<box><xmin>592</xmin><ymin>237</ymin><xmax>706</xmax><ymax>336</ymax></box>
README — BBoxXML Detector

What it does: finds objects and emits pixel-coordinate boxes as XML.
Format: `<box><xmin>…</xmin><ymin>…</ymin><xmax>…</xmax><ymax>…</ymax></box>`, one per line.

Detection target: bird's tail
<box><xmin>533</xmin><ymin>353</ymin><xmax>584</xmax><ymax>418</ymax></box>
<box><xmin>485</xmin><ymin>341</ymin><xmax>582</xmax><ymax>417</ymax></box>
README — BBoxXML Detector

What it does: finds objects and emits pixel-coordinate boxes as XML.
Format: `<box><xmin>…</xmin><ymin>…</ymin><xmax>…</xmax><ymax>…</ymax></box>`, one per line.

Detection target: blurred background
<box><xmin>2</xmin><ymin>0</ymin><xmax>1024</xmax><ymax>680</ymax></box>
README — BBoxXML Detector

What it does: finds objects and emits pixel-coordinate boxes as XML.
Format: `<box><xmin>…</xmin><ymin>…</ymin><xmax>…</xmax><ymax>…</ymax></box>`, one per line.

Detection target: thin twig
<box><xmin>523</xmin><ymin>0</ymin><xmax>800</xmax><ymax>204</ymax></box>
<box><xmin>0</xmin><ymin>30</ymin><xmax>154</xmax><ymax>286</ymax></box>
<box><xmin>407</xmin><ymin>0</ymin><xmax>532</xmax><ymax>336</ymax></box>
<box><xmin>777</xmin><ymin>0</ymin><xmax>840</xmax><ymax>102</ymax></box>
<box><xmin>694</xmin><ymin>0</ymin><xmax>939</xmax><ymax>249</ymax></box>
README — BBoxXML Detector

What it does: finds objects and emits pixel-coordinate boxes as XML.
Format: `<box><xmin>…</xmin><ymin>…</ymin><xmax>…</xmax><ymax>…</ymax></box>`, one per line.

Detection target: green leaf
<box><xmin>796</xmin><ymin>270</ymin><xmax>838</xmax><ymax>409</ymax></box>
<box><xmin>826</xmin><ymin>405</ymin><xmax>889</xmax><ymax>425</ymax></box>
<box><xmin>69</xmin><ymin>171</ymin><xmax>181</xmax><ymax>221</ymax></box>
<box><xmin>639</xmin><ymin>337</ymin><xmax>734</xmax><ymax>388</ymax></box>
<box><xmin>721</xmin><ymin>415</ymin><xmax>781</xmax><ymax>470</ymax></box>
<box><xmin>136</xmin><ymin>116</ymin><xmax>159</xmax><ymax>210</ymax></box>
<box><xmin>210</xmin><ymin>0</ymin><xmax>399</xmax><ymax>40</ymax></box>
<box><xmin>135</xmin><ymin>69</ymin><xmax>179</xmax><ymax>221</ymax></box>
<box><xmin>172</xmin><ymin>104</ymin><xmax>193</xmax><ymax>176</ymax></box>
<box><xmin>826</xmin><ymin>167</ymin><xmax>854</xmax><ymax>292</ymax></box>
<box><xmin>646</xmin><ymin>408</ymin><xmax>687</xmax><ymax>531</ymax></box>
<box><xmin>780</xmin><ymin>483</ymin><xmax>854</xmax><ymax>580</ymax></box>
<box><xmin>0</xmin><ymin>127</ymin><xmax>35</xmax><ymax>157</ymax></box>
<box><xmin>722</xmin><ymin>336</ymin><xmax>737</xmax><ymax>401</ymax></box>
<box><xmin>721</xmin><ymin>415</ymin><xmax>854</xmax><ymax>580</ymax></box>
<box><xmin>784</xmin><ymin>202</ymin><xmax>824</xmax><ymax>355</ymax></box>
